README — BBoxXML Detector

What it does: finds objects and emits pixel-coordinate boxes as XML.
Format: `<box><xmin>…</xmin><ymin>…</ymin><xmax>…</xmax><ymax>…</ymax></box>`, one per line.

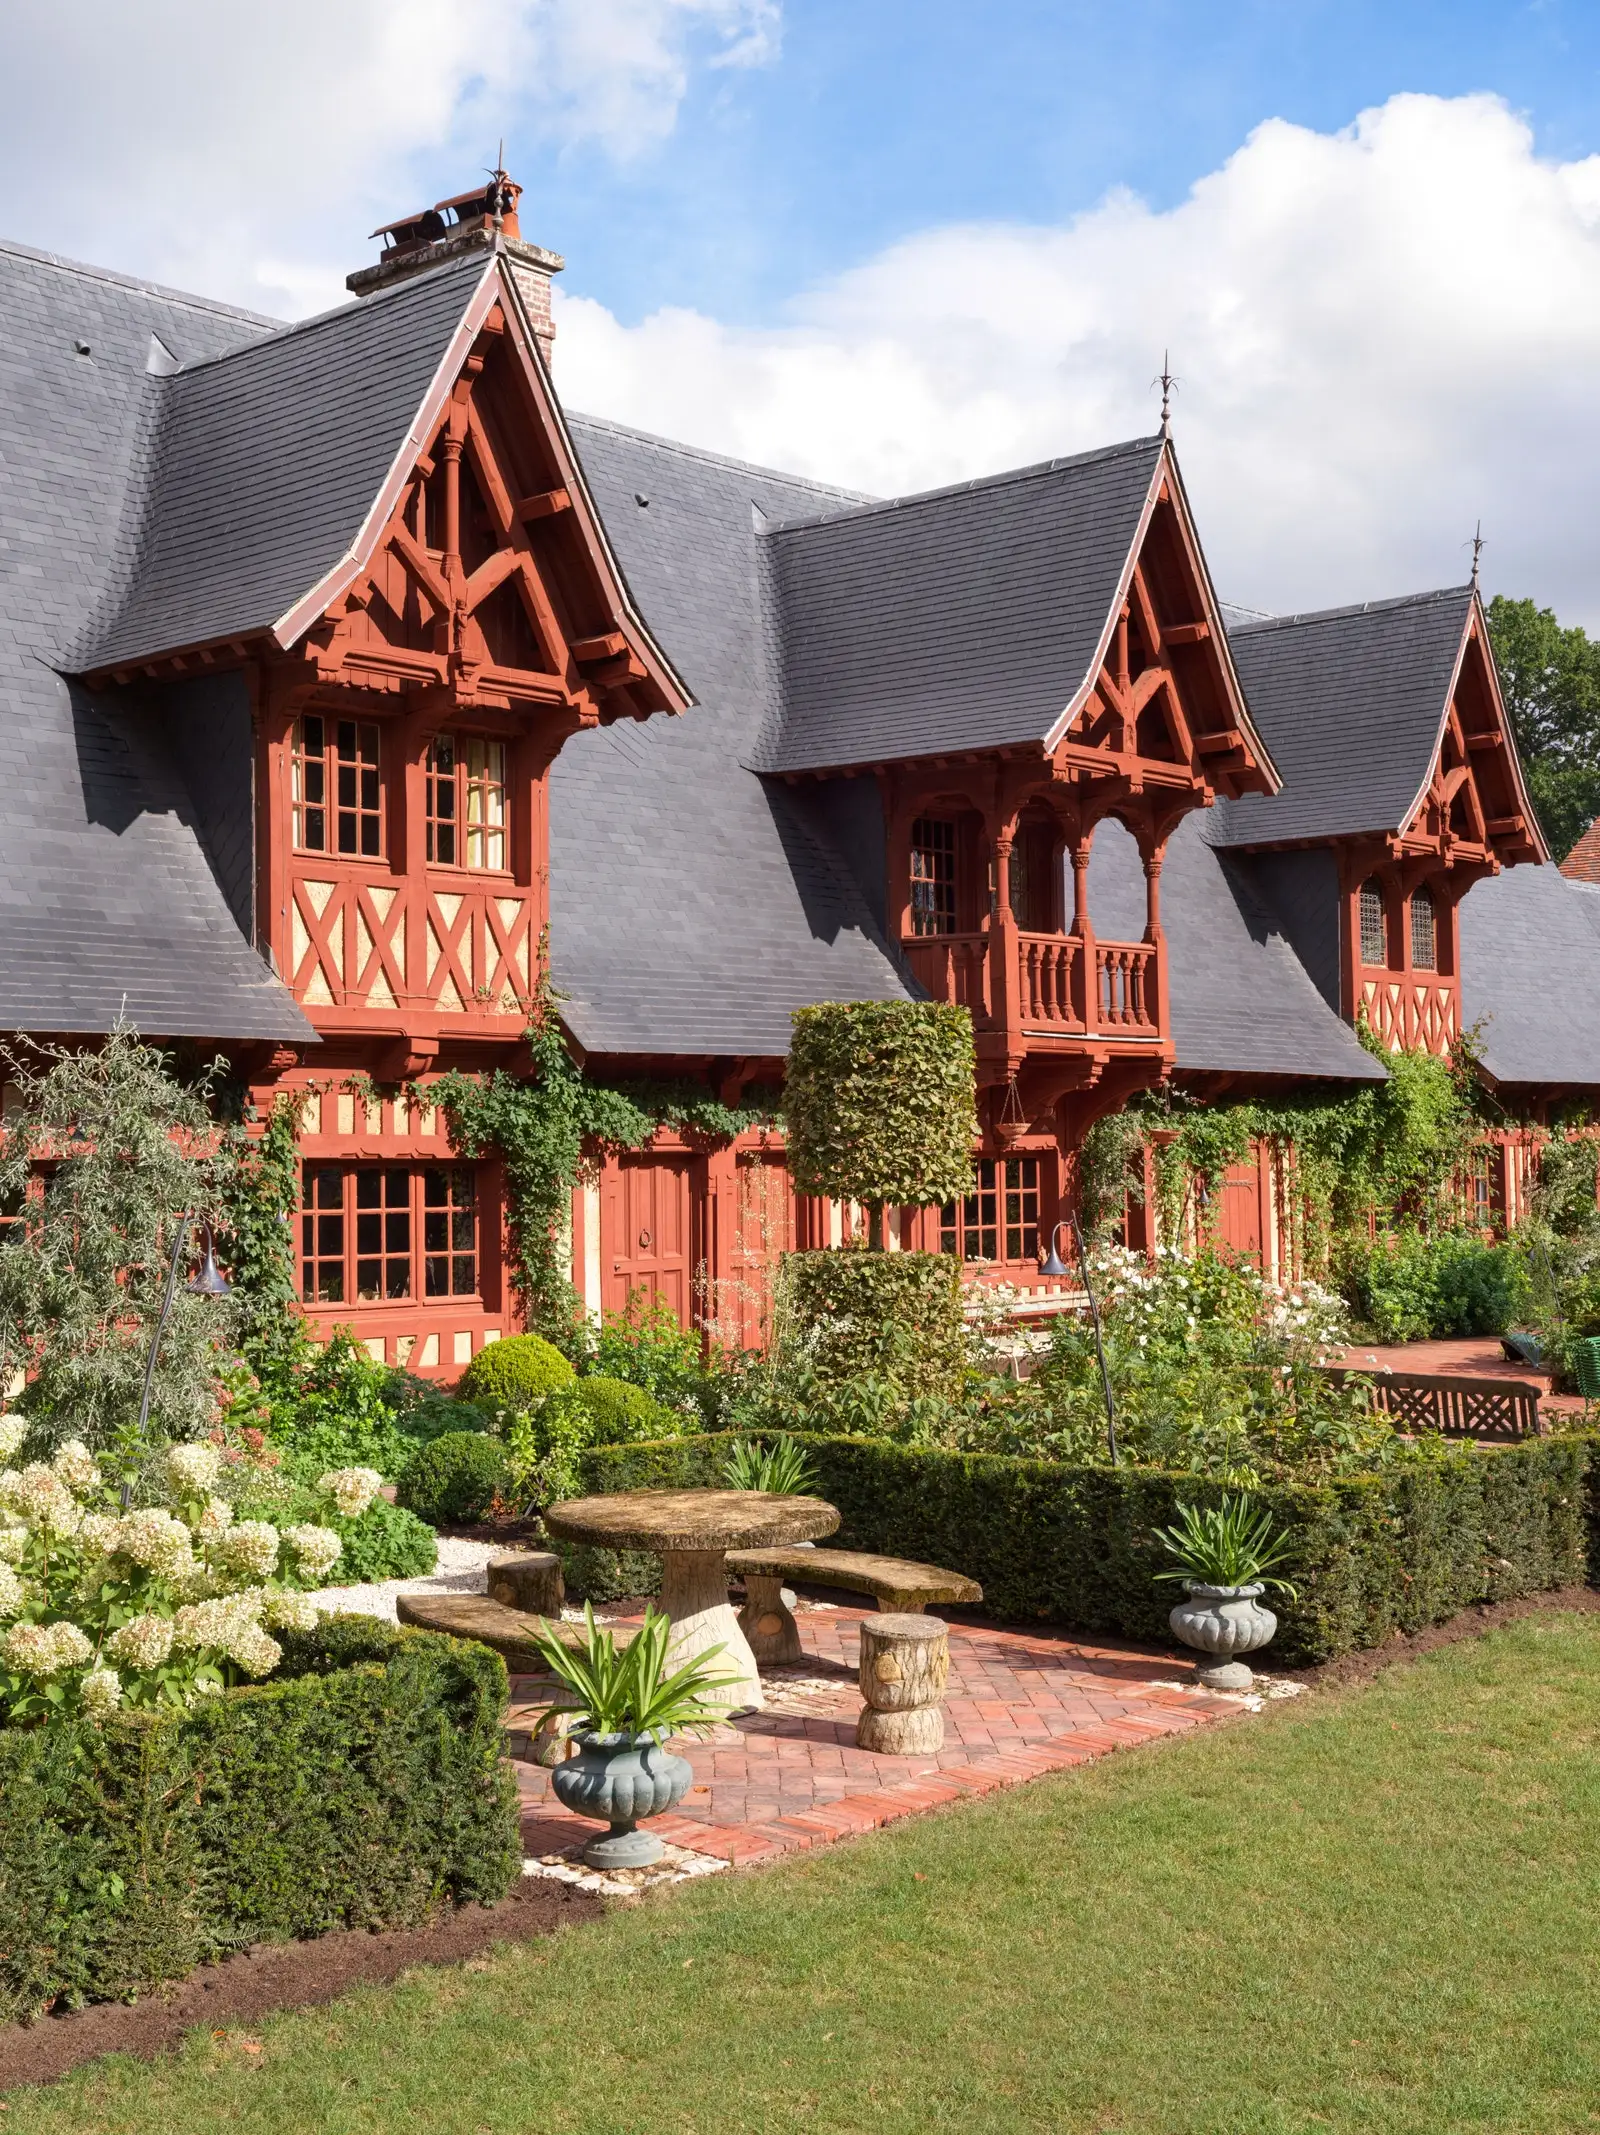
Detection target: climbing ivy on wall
<box><xmin>217</xmin><ymin>1091</ymin><xmax>303</xmax><ymax>1370</ymax></box>
<box><xmin>430</xmin><ymin>985</ymin><xmax>780</xmax><ymax>1343</ymax></box>
<box><xmin>1081</xmin><ymin>1021</ymin><xmax>1490</xmax><ymax>1268</ymax></box>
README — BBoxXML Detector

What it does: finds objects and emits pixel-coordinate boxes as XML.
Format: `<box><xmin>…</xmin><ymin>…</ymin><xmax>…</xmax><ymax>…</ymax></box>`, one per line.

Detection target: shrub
<box><xmin>785</xmin><ymin>1000</ymin><xmax>976</xmax><ymax>1227</ymax></box>
<box><xmin>583</xmin><ymin>1294</ymin><xmax>709</xmax><ymax>1407</ymax></box>
<box><xmin>0</xmin><ymin>1618</ymin><xmax>519</xmax><ymax>2021</ymax></box>
<box><xmin>546</xmin><ymin>1539</ymin><xmax>663</xmax><ymax>1605</ymax></box>
<box><xmin>397</xmin><ymin>1432</ymin><xmax>509</xmax><ymax>1526</ymax></box>
<box><xmin>572</xmin><ymin>1374</ymin><xmax>676</xmax><ymax>1442</ymax></box>
<box><xmin>785</xmin><ymin>1247</ymin><xmax>968</xmax><ymax>1406</ymax></box>
<box><xmin>456</xmin><ymin>1334</ymin><xmax>574</xmax><ymax>1411</ymax></box>
<box><xmin>578</xmin><ymin>1428</ymin><xmax>1593</xmax><ymax>1667</ymax></box>
<box><xmin>324</xmin><ymin>1497</ymin><xmax>439</xmax><ymax>1583</ymax></box>
<box><xmin>1343</xmin><ymin>1230</ymin><xmax>1527</xmax><ymax>1341</ymax></box>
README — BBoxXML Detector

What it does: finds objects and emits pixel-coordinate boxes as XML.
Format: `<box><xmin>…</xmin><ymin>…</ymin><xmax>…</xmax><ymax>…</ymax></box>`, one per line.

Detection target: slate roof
<box><xmin>751</xmin><ymin>437</ymin><xmax>1169</xmax><ymax>774</ymax></box>
<box><xmin>83</xmin><ymin>252</ymin><xmax>490</xmax><ymax>670</ymax></box>
<box><xmin>0</xmin><ymin>240</ymin><xmax>311</xmax><ymax>1042</ymax></box>
<box><xmin>1460</xmin><ymin>864</ymin><xmax>1600</xmax><ymax>1088</ymax></box>
<box><xmin>1086</xmin><ymin>815</ymin><xmax>1385</xmax><ymax>1082</ymax></box>
<box><xmin>1211</xmin><ymin>587</ymin><xmax>1474</xmax><ymax>847</ymax></box>
<box><xmin>548</xmin><ymin>417</ymin><xmax>913</xmax><ymax>1056</ymax></box>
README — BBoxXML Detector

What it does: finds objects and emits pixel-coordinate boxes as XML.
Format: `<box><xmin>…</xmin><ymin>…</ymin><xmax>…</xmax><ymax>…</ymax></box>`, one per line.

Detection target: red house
<box><xmin>1</xmin><ymin>183</ymin><xmax>1596</xmax><ymax>1359</ymax></box>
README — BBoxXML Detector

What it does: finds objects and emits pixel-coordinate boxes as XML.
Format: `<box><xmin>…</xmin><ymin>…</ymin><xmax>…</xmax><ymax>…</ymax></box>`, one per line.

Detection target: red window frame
<box><xmin>425</xmin><ymin>733</ymin><xmax>509</xmax><ymax>871</ymax></box>
<box><xmin>941</xmin><ymin>1157</ymin><xmax>1041</xmax><ymax>1264</ymax></box>
<box><xmin>910</xmin><ymin>817</ymin><xmax>957</xmax><ymax>936</ymax></box>
<box><xmin>292</xmin><ymin>716</ymin><xmax>383</xmax><ymax>858</ymax></box>
<box><xmin>299</xmin><ymin>1164</ymin><xmax>480</xmax><ymax>1305</ymax></box>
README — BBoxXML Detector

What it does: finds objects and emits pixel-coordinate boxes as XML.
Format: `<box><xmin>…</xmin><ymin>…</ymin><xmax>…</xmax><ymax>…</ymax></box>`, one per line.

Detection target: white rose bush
<box><xmin>0</xmin><ymin>1417</ymin><xmax>383</xmax><ymax>1726</ymax></box>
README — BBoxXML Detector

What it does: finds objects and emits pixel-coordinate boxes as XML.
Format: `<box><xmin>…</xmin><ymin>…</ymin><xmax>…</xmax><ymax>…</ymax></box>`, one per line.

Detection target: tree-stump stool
<box><xmin>856</xmin><ymin>1613</ymin><xmax>949</xmax><ymax>1754</ymax></box>
<box><xmin>736</xmin><ymin>1569</ymin><xmax>803</xmax><ymax>1665</ymax></box>
<box><xmin>486</xmin><ymin>1552</ymin><xmax>565</xmax><ymax>1617</ymax></box>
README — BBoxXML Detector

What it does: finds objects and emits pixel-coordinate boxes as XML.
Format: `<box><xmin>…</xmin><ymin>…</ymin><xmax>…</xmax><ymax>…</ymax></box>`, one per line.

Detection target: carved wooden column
<box><xmin>990</xmin><ymin>817</ymin><xmax>1021</xmax><ymax>1065</ymax></box>
<box><xmin>1069</xmin><ymin>834</ymin><xmax>1098</xmax><ymax>1033</ymax></box>
<box><xmin>1140</xmin><ymin>836</ymin><xmax>1170</xmax><ymax>1039</ymax></box>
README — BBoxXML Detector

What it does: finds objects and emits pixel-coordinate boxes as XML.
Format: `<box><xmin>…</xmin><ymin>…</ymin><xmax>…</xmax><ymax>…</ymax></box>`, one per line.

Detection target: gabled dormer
<box><xmin>753</xmin><ymin>434</ymin><xmax>1277</xmax><ymax>1139</ymax></box>
<box><xmin>1217</xmin><ymin>586</ymin><xmax>1546</xmax><ymax>1054</ymax></box>
<box><xmin>80</xmin><ymin>239</ymin><xmax>691</xmax><ymax>1057</ymax></box>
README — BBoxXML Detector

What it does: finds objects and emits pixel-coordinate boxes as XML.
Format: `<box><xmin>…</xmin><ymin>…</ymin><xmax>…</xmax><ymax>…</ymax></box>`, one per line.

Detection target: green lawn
<box><xmin>10</xmin><ymin>1615</ymin><xmax>1600</xmax><ymax>2135</ymax></box>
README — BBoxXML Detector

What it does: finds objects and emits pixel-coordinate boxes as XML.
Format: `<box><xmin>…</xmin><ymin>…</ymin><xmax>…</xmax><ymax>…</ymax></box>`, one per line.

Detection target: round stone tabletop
<box><xmin>542</xmin><ymin>1489</ymin><xmax>839</xmax><ymax>1555</ymax></box>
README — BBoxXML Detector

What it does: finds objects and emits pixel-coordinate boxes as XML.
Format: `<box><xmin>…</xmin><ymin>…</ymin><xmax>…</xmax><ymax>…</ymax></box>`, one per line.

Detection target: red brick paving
<box><xmin>508</xmin><ymin>1604</ymin><xmax>1236</xmax><ymax>1866</ymax></box>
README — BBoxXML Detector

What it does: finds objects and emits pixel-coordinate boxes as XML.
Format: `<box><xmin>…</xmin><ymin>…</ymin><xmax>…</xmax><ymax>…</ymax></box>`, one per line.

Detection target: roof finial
<box><xmin>1468</xmin><ymin>519</ymin><xmax>1485</xmax><ymax>591</ymax></box>
<box><xmin>1153</xmin><ymin>350</ymin><xmax>1178</xmax><ymax>438</ymax></box>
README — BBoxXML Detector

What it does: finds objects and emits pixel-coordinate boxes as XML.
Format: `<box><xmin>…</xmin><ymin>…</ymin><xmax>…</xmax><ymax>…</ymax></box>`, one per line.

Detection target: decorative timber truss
<box><xmin>1330</xmin><ymin>598</ymin><xmax>1546</xmax><ymax>1056</ymax></box>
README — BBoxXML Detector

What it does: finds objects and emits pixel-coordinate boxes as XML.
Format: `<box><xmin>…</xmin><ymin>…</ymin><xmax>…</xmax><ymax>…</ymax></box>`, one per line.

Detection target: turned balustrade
<box><xmin>902</xmin><ymin>928</ymin><xmax>1159</xmax><ymax>1038</ymax></box>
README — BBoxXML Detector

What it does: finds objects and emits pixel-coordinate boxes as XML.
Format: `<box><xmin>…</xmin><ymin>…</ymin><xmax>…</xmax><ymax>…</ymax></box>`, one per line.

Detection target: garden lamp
<box><xmin>1039</xmin><ymin>1213</ymin><xmax>1119</xmax><ymax>1465</ymax></box>
<box><xmin>187</xmin><ymin>1224</ymin><xmax>231</xmax><ymax>1298</ymax></box>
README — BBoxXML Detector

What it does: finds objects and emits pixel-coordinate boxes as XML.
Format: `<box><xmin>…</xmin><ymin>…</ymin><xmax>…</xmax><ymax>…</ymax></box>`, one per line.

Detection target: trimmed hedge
<box><xmin>0</xmin><ymin>1617</ymin><xmax>519</xmax><ymax>2022</ymax></box>
<box><xmin>578</xmin><ymin>1430</ymin><xmax>1595</xmax><ymax>1667</ymax></box>
<box><xmin>785</xmin><ymin>1247</ymin><xmax>968</xmax><ymax>1402</ymax></box>
<box><xmin>785</xmin><ymin>999</ymin><xmax>977</xmax><ymax>1210</ymax></box>
<box><xmin>398</xmin><ymin>1430</ymin><xmax>510</xmax><ymax>1524</ymax></box>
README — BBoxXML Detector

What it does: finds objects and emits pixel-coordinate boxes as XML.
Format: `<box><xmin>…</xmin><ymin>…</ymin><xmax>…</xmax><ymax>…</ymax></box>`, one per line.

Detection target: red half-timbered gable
<box><xmin>1335</xmin><ymin>605</ymin><xmax>1544</xmax><ymax>1052</ymax></box>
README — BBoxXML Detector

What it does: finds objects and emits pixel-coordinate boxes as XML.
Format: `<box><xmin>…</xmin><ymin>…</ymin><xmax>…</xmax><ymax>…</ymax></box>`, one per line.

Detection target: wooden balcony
<box><xmin>904</xmin><ymin>928</ymin><xmax>1160</xmax><ymax>1042</ymax></box>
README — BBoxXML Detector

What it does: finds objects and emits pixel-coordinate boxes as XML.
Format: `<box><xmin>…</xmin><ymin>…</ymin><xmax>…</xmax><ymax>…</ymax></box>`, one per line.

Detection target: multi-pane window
<box><xmin>299</xmin><ymin>1164</ymin><xmax>479</xmax><ymax>1304</ymax></box>
<box><xmin>291</xmin><ymin>716</ymin><xmax>382</xmax><ymax>857</ymax></box>
<box><xmin>910</xmin><ymin>818</ymin><xmax>957</xmax><ymax>936</ymax></box>
<box><xmin>1410</xmin><ymin>888</ymin><xmax>1437</xmax><ymax>971</ymax></box>
<box><xmin>940</xmin><ymin>1158</ymin><xmax>1041</xmax><ymax>1264</ymax></box>
<box><xmin>426</xmin><ymin>734</ymin><xmax>508</xmax><ymax>870</ymax></box>
<box><xmin>1358</xmin><ymin>880</ymin><xmax>1386</xmax><ymax>966</ymax></box>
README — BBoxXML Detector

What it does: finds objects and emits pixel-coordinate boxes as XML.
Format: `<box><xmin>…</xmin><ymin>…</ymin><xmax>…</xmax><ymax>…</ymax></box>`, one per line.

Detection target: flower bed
<box><xmin>0</xmin><ymin>1614</ymin><xmax>520</xmax><ymax>2023</ymax></box>
<box><xmin>576</xmin><ymin>1429</ymin><xmax>1595</xmax><ymax>1666</ymax></box>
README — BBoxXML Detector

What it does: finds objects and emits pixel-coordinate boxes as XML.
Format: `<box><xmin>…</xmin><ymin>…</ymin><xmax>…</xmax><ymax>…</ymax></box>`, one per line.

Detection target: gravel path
<box><xmin>316</xmin><ymin>1535</ymin><xmax>500</xmax><ymax>1622</ymax></box>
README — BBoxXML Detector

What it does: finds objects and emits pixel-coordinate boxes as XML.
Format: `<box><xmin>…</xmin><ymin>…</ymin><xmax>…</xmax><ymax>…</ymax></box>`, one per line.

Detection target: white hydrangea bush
<box><xmin>0</xmin><ymin>1423</ymin><xmax>371</xmax><ymax>1728</ymax></box>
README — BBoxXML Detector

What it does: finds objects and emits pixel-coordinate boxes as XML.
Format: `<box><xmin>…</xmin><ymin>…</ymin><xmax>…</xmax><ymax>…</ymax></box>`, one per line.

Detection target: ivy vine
<box><xmin>430</xmin><ymin>989</ymin><xmax>781</xmax><ymax>1343</ymax></box>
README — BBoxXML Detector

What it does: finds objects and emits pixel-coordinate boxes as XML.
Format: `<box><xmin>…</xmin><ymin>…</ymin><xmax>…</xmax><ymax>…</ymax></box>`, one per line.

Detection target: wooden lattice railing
<box><xmin>1318</xmin><ymin>1367</ymin><xmax>1544</xmax><ymax>1441</ymax></box>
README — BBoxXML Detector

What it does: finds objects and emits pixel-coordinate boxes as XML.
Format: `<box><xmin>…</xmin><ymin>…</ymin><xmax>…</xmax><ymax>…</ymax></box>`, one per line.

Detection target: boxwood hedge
<box><xmin>578</xmin><ymin>1430</ymin><xmax>1595</xmax><ymax>1667</ymax></box>
<box><xmin>0</xmin><ymin>1616</ymin><xmax>520</xmax><ymax>2023</ymax></box>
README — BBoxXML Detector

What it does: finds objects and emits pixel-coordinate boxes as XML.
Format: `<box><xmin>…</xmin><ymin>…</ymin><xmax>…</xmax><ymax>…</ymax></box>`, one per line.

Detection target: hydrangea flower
<box><xmin>79</xmin><ymin>1666</ymin><xmax>123</xmax><ymax>1718</ymax></box>
<box><xmin>172</xmin><ymin>1592</ymin><xmax>281</xmax><ymax>1677</ymax></box>
<box><xmin>165</xmin><ymin>1441</ymin><xmax>222</xmax><ymax>1495</ymax></box>
<box><xmin>196</xmin><ymin>1495</ymin><xmax>233</xmax><ymax>1540</ymax></box>
<box><xmin>51</xmin><ymin>1440</ymin><xmax>101</xmax><ymax>1494</ymax></box>
<box><xmin>282</xmin><ymin>1524</ymin><xmax>342</xmax><ymax>1581</ymax></box>
<box><xmin>317</xmin><ymin>1467</ymin><xmax>383</xmax><ymax>1519</ymax></box>
<box><xmin>2</xmin><ymin>1463</ymin><xmax>81</xmax><ymax>1535</ymax></box>
<box><xmin>0</xmin><ymin>1417</ymin><xmax>27</xmax><ymax>1462</ymax></box>
<box><xmin>111</xmin><ymin>1507</ymin><xmax>196</xmax><ymax>1579</ymax></box>
<box><xmin>0</xmin><ymin>1562</ymin><xmax>27</xmax><ymax>1620</ymax></box>
<box><xmin>0</xmin><ymin>1522</ymin><xmax>26</xmax><ymax>1564</ymax></box>
<box><xmin>107</xmin><ymin>1611</ymin><xmax>176</xmax><ymax>1669</ymax></box>
<box><xmin>76</xmin><ymin>1512</ymin><xmax>120</xmax><ymax>1559</ymax></box>
<box><xmin>212</xmin><ymin>1520</ymin><xmax>280</xmax><ymax>1581</ymax></box>
<box><xmin>262</xmin><ymin>1589</ymin><xmax>320</xmax><ymax>1631</ymax></box>
<box><xmin>3</xmin><ymin>1618</ymin><xmax>93</xmax><ymax>1676</ymax></box>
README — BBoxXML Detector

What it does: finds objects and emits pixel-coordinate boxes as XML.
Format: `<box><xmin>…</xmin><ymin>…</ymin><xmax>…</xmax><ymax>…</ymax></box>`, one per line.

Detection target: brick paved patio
<box><xmin>508</xmin><ymin>1603</ymin><xmax>1239</xmax><ymax>1867</ymax></box>
<box><xmin>1333</xmin><ymin>1335</ymin><xmax>1585</xmax><ymax>1418</ymax></box>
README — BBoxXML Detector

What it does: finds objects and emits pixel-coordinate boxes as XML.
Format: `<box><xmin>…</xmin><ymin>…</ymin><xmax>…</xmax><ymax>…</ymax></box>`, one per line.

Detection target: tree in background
<box><xmin>0</xmin><ymin>1027</ymin><xmax>238</xmax><ymax>1452</ymax></box>
<box><xmin>1486</xmin><ymin>595</ymin><xmax>1600</xmax><ymax>862</ymax></box>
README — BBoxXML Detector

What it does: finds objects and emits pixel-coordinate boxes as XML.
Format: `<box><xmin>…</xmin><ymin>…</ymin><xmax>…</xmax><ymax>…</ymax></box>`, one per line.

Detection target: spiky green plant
<box><xmin>722</xmin><ymin>1434</ymin><xmax>818</xmax><ymax>1496</ymax></box>
<box><xmin>530</xmin><ymin>1603</ymin><xmax>741</xmax><ymax>1739</ymax></box>
<box><xmin>1152</xmin><ymin>1495</ymin><xmax>1299</xmax><ymax>1596</ymax></box>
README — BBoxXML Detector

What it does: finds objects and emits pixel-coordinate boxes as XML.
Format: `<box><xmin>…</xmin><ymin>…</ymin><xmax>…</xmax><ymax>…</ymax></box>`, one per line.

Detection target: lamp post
<box><xmin>1040</xmin><ymin>1212</ymin><xmax>1118</xmax><ymax>1464</ymax></box>
<box><xmin>121</xmin><ymin>1217</ymin><xmax>231</xmax><ymax>1507</ymax></box>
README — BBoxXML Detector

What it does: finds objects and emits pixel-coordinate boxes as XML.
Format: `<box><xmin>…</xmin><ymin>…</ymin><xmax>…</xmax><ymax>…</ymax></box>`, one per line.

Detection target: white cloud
<box><xmin>0</xmin><ymin>0</ymin><xmax>776</xmax><ymax>317</ymax></box>
<box><xmin>555</xmin><ymin>93</ymin><xmax>1600</xmax><ymax>624</ymax></box>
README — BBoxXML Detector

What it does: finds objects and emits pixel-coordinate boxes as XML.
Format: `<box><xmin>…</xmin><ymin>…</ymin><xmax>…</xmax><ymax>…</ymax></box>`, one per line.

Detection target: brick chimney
<box><xmin>347</xmin><ymin>169</ymin><xmax>562</xmax><ymax>368</ymax></box>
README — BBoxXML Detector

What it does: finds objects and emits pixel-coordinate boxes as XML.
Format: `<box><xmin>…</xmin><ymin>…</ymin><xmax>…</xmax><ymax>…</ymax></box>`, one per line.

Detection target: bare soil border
<box><xmin>0</xmin><ymin>1879</ymin><xmax>601</xmax><ymax>2094</ymax></box>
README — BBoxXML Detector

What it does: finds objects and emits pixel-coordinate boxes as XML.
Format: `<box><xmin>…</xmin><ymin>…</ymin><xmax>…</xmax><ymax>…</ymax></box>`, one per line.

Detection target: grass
<box><xmin>10</xmin><ymin>1614</ymin><xmax>1600</xmax><ymax>2134</ymax></box>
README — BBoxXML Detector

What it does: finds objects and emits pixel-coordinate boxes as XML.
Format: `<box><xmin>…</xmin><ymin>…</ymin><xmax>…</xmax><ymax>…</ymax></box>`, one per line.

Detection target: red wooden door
<box><xmin>728</xmin><ymin>1155</ymin><xmax>795</xmax><ymax>1349</ymax></box>
<box><xmin>1215</xmin><ymin>1160</ymin><xmax>1262</xmax><ymax>1261</ymax></box>
<box><xmin>602</xmin><ymin>1157</ymin><xmax>693</xmax><ymax>1323</ymax></box>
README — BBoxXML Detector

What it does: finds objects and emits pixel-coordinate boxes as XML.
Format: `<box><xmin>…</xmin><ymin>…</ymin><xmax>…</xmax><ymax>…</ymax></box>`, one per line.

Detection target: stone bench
<box><xmin>395</xmin><ymin>1586</ymin><xmax>628</xmax><ymax>1672</ymax></box>
<box><xmin>726</xmin><ymin>1546</ymin><xmax>982</xmax><ymax>1665</ymax></box>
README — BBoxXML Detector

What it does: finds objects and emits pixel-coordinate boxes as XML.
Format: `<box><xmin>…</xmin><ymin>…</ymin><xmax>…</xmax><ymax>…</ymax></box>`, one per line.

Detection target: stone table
<box><xmin>542</xmin><ymin>1489</ymin><xmax>839</xmax><ymax>1712</ymax></box>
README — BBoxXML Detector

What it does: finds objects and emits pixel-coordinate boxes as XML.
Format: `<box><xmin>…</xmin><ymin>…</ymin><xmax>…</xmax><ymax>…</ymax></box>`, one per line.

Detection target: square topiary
<box><xmin>785</xmin><ymin>1247</ymin><xmax>968</xmax><ymax>1404</ymax></box>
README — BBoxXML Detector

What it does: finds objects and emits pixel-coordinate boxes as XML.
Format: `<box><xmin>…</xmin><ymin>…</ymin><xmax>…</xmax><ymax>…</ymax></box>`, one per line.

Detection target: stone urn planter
<box><xmin>551</xmin><ymin>1729</ymin><xmax>695</xmax><ymax>1869</ymax></box>
<box><xmin>1168</xmin><ymin>1580</ymin><xmax>1278</xmax><ymax>1692</ymax></box>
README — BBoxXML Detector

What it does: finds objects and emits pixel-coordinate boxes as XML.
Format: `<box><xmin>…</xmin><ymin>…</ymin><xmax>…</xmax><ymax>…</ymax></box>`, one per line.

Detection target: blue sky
<box><xmin>6</xmin><ymin>0</ymin><xmax>1600</xmax><ymax>618</ymax></box>
<box><xmin>519</xmin><ymin>0</ymin><xmax>1600</xmax><ymax>324</ymax></box>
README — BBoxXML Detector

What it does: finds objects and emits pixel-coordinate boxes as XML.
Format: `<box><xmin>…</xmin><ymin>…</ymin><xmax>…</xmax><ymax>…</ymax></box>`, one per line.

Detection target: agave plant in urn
<box><xmin>531</xmin><ymin>1603</ymin><xmax>740</xmax><ymax>1869</ymax></box>
<box><xmin>1154</xmin><ymin>1496</ymin><xmax>1298</xmax><ymax>1692</ymax></box>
